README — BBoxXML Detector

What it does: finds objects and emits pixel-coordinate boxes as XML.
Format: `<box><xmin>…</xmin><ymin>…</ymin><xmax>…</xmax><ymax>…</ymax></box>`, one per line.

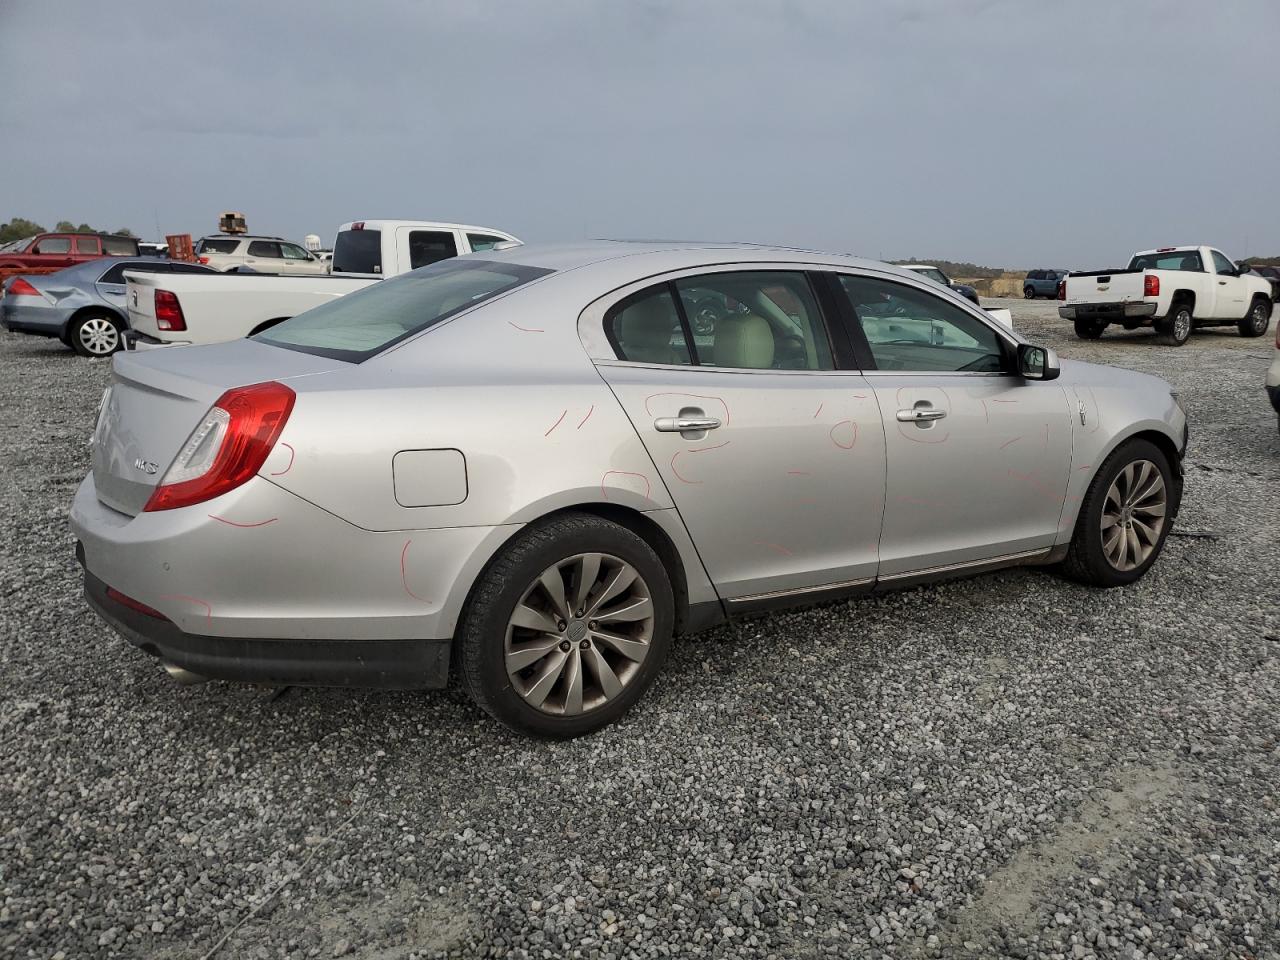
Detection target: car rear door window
<box><xmin>605</xmin><ymin>287</ymin><xmax>693</xmax><ymax>365</ymax></box>
<box><xmin>837</xmin><ymin>274</ymin><xmax>1005</xmax><ymax>373</ymax></box>
<box><xmin>99</xmin><ymin>261</ymin><xmax>168</xmax><ymax>284</ymax></box>
<box><xmin>675</xmin><ymin>271</ymin><xmax>833</xmax><ymax>370</ymax></box>
<box><xmin>247</xmin><ymin>241</ymin><xmax>282</xmax><ymax>259</ymax></box>
<box><xmin>409</xmin><ymin>230</ymin><xmax>459</xmax><ymax>268</ymax></box>
<box><xmin>74</xmin><ymin>236</ymin><xmax>102</xmax><ymax>255</ymax></box>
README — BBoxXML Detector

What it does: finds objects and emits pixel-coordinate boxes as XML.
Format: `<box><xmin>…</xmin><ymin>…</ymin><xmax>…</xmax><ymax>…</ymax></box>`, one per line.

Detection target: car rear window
<box><xmin>196</xmin><ymin>238</ymin><xmax>240</xmax><ymax>255</ymax></box>
<box><xmin>332</xmin><ymin>228</ymin><xmax>382</xmax><ymax>274</ymax></box>
<box><xmin>255</xmin><ymin>258</ymin><xmax>553</xmax><ymax>362</ymax></box>
<box><xmin>1128</xmin><ymin>251</ymin><xmax>1203</xmax><ymax>272</ymax></box>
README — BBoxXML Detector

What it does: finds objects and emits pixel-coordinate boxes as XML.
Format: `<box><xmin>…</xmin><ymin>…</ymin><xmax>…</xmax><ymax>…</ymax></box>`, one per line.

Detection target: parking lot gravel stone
<box><xmin>1</xmin><ymin>300</ymin><xmax>1277</xmax><ymax>959</ymax></box>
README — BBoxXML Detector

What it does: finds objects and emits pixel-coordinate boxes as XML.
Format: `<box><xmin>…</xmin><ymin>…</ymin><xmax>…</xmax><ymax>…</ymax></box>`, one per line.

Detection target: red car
<box><xmin>0</xmin><ymin>233</ymin><xmax>140</xmax><ymax>283</ymax></box>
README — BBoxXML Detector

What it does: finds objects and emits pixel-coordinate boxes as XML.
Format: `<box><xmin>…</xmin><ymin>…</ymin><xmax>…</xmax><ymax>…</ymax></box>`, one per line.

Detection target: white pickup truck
<box><xmin>124</xmin><ymin>219</ymin><xmax>519</xmax><ymax>349</ymax></box>
<box><xmin>1059</xmin><ymin>245</ymin><xmax>1273</xmax><ymax>346</ymax></box>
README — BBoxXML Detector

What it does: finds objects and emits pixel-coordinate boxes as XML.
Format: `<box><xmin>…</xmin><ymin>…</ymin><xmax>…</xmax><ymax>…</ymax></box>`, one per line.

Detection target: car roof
<box><xmin>474</xmin><ymin>239</ymin><xmax>919</xmax><ymax>280</ymax></box>
<box><xmin>198</xmin><ymin>234</ymin><xmax>286</xmax><ymax>242</ymax></box>
<box><xmin>1133</xmin><ymin>246</ymin><xmax>1204</xmax><ymax>256</ymax></box>
<box><xmin>336</xmin><ymin>220</ymin><xmax>517</xmax><ymax>236</ymax></box>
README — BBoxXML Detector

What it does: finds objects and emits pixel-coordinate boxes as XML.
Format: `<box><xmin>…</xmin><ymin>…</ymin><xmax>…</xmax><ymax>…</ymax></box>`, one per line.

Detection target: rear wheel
<box><xmin>1238</xmin><ymin>297</ymin><xmax>1272</xmax><ymax>337</ymax></box>
<box><xmin>1060</xmin><ymin>439</ymin><xmax>1176</xmax><ymax>587</ymax></box>
<box><xmin>69</xmin><ymin>311</ymin><xmax>124</xmax><ymax>357</ymax></box>
<box><xmin>1156</xmin><ymin>303</ymin><xmax>1193</xmax><ymax>346</ymax></box>
<box><xmin>1073</xmin><ymin>317</ymin><xmax>1107</xmax><ymax>340</ymax></box>
<box><xmin>455</xmin><ymin>513</ymin><xmax>675</xmax><ymax>738</ymax></box>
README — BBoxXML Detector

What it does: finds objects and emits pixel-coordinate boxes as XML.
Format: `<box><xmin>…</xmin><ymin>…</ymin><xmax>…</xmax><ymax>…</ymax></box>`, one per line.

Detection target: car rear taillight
<box><xmin>143</xmin><ymin>381</ymin><xmax>296</xmax><ymax>512</ymax></box>
<box><xmin>1144</xmin><ymin>274</ymin><xmax>1160</xmax><ymax>297</ymax></box>
<box><xmin>154</xmin><ymin>289</ymin><xmax>187</xmax><ymax>331</ymax></box>
<box><xmin>197</xmin><ymin>256</ymin><xmax>210</xmax><ymax>265</ymax></box>
<box><xmin>8</xmin><ymin>278</ymin><xmax>40</xmax><ymax>297</ymax></box>
<box><xmin>106</xmin><ymin>586</ymin><xmax>169</xmax><ymax>620</ymax></box>
<box><xmin>1056</xmin><ymin>280</ymin><xmax>1066</xmax><ymax>300</ymax></box>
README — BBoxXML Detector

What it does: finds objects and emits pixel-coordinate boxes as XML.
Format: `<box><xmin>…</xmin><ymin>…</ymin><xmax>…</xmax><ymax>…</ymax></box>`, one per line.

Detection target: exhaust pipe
<box><xmin>162</xmin><ymin>662</ymin><xmax>208</xmax><ymax>686</ymax></box>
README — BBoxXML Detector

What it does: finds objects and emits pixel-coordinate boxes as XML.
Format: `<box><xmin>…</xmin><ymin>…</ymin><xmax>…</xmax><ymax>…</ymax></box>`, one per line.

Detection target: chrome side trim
<box><xmin>725</xmin><ymin>576</ymin><xmax>875</xmax><ymax>606</ymax></box>
<box><xmin>877</xmin><ymin>547</ymin><xmax>1052</xmax><ymax>584</ymax></box>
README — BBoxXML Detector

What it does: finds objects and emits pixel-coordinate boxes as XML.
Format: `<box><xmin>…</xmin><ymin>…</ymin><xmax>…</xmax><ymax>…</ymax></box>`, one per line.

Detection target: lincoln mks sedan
<box><xmin>72</xmin><ymin>242</ymin><xmax>1187</xmax><ymax>737</ymax></box>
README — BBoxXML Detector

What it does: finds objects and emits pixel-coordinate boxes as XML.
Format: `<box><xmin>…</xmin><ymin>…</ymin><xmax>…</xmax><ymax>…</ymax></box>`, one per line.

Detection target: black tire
<box><xmin>1156</xmin><ymin>302</ymin><xmax>1193</xmax><ymax>346</ymax></box>
<box><xmin>454</xmin><ymin>512</ymin><xmax>675</xmax><ymax>738</ymax></box>
<box><xmin>1024</xmin><ymin>287</ymin><xmax>1036</xmax><ymax>300</ymax></box>
<box><xmin>1073</xmin><ymin>317</ymin><xmax>1107</xmax><ymax>340</ymax></box>
<box><xmin>1238</xmin><ymin>297</ymin><xmax>1272</xmax><ymax>338</ymax></box>
<box><xmin>68</xmin><ymin>311</ymin><xmax>124</xmax><ymax>357</ymax></box>
<box><xmin>1059</xmin><ymin>438</ymin><xmax>1177</xmax><ymax>588</ymax></box>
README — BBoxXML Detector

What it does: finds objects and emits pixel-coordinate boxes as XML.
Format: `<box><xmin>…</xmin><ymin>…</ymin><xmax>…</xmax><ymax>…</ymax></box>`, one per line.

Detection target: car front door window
<box><xmin>837</xmin><ymin>274</ymin><xmax>1005</xmax><ymax>373</ymax></box>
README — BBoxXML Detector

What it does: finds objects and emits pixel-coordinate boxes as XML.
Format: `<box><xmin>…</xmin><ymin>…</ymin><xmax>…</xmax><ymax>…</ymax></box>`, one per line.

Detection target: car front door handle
<box><xmin>654</xmin><ymin>416</ymin><xmax>722</xmax><ymax>433</ymax></box>
<box><xmin>896</xmin><ymin>408</ymin><xmax>947</xmax><ymax>422</ymax></box>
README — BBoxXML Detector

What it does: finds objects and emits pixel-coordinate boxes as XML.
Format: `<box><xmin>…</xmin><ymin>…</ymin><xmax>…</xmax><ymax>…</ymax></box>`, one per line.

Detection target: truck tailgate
<box><xmin>1063</xmin><ymin>271</ymin><xmax>1145</xmax><ymax>304</ymax></box>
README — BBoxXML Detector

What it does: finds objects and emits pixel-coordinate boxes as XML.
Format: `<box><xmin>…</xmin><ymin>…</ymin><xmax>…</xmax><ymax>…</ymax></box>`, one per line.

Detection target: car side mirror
<box><xmin>1236</xmin><ymin>262</ymin><xmax>1252</xmax><ymax>275</ymax></box>
<box><xmin>1017</xmin><ymin>343</ymin><xmax>1060</xmax><ymax>381</ymax></box>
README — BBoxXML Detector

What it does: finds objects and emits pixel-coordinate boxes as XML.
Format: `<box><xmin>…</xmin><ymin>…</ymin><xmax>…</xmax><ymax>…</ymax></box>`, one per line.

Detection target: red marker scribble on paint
<box><xmin>813</xmin><ymin>402</ymin><xmax>824</xmax><ymax>419</ymax></box>
<box><xmin>787</xmin><ymin>470</ymin><xmax>811</xmax><ymax>476</ymax></box>
<box><xmin>851</xmin><ymin>394</ymin><xmax>868</xmax><ymax>400</ymax></box>
<box><xmin>269</xmin><ymin>442</ymin><xmax>295</xmax><ymax>476</ymax></box>
<box><xmin>576</xmin><ymin>405</ymin><xmax>594</xmax><ymax>429</ymax></box>
<box><xmin>830</xmin><ymin>419</ymin><xmax>858</xmax><ymax>450</ymax></box>
<box><xmin>1043</xmin><ymin>423</ymin><xmax>1050</xmax><ymax>448</ymax></box>
<box><xmin>601</xmin><ymin>470</ymin><xmax>651</xmax><ymax>502</ymax></box>
<box><xmin>978</xmin><ymin>398</ymin><xmax>990</xmax><ymax>423</ymax></box>
<box><xmin>670</xmin><ymin>451</ymin><xmax>702</xmax><ymax>485</ymax></box>
<box><xmin>1076</xmin><ymin>464</ymin><xmax>1093</xmax><ymax>472</ymax></box>
<box><xmin>208</xmin><ymin>515</ymin><xmax>278</xmax><ymax>528</ymax></box>
<box><xmin>544</xmin><ymin>410</ymin><xmax>567</xmax><ymax>437</ymax></box>
<box><xmin>689</xmin><ymin>440</ymin><xmax>730</xmax><ymax>453</ymax></box>
<box><xmin>753</xmin><ymin>541</ymin><xmax>793</xmax><ymax>557</ymax></box>
<box><xmin>400</xmin><ymin>540</ymin><xmax>431</xmax><ymax>603</ymax></box>
<box><xmin>1007</xmin><ymin>469</ymin><xmax>1076</xmax><ymax>504</ymax></box>
<box><xmin>999</xmin><ymin>436</ymin><xmax>1022</xmax><ymax>450</ymax></box>
<box><xmin>507</xmin><ymin>321</ymin><xmax>544</xmax><ymax>333</ymax></box>
<box><xmin>643</xmin><ymin>393</ymin><xmax>730</xmax><ymax>425</ymax></box>
<box><xmin>159</xmin><ymin>594</ymin><xmax>213</xmax><ymax>628</ymax></box>
<box><xmin>990</xmin><ymin>398</ymin><xmax>1018</xmax><ymax>404</ymax></box>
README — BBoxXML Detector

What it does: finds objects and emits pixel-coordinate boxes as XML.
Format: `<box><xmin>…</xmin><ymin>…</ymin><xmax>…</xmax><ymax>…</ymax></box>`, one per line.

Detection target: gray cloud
<box><xmin>1</xmin><ymin>0</ymin><xmax>1277</xmax><ymax>266</ymax></box>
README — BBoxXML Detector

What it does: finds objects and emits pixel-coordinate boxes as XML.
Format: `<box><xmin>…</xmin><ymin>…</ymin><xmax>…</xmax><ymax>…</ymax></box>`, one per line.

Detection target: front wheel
<box><xmin>68</xmin><ymin>311</ymin><xmax>124</xmax><ymax>357</ymax></box>
<box><xmin>1156</xmin><ymin>304</ymin><xmax>1193</xmax><ymax>346</ymax></box>
<box><xmin>1073</xmin><ymin>317</ymin><xmax>1107</xmax><ymax>340</ymax></box>
<box><xmin>1238</xmin><ymin>297</ymin><xmax>1272</xmax><ymax>338</ymax></box>
<box><xmin>1024</xmin><ymin>287</ymin><xmax>1036</xmax><ymax>300</ymax></box>
<box><xmin>455</xmin><ymin>513</ymin><xmax>675</xmax><ymax>738</ymax></box>
<box><xmin>1060</xmin><ymin>439</ymin><xmax>1176</xmax><ymax>587</ymax></box>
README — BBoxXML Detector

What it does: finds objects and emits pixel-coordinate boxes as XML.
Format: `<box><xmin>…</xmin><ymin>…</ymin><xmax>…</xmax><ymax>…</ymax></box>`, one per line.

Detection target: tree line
<box><xmin>0</xmin><ymin>217</ymin><xmax>137</xmax><ymax>245</ymax></box>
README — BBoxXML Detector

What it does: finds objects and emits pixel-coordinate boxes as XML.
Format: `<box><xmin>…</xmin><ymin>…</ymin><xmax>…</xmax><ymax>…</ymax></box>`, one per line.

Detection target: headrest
<box><xmin>713</xmin><ymin>313</ymin><xmax>774</xmax><ymax>369</ymax></box>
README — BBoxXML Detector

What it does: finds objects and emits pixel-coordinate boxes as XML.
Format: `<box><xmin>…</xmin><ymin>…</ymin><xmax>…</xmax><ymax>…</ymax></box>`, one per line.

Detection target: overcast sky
<box><xmin>1</xmin><ymin>0</ymin><xmax>1276</xmax><ymax>267</ymax></box>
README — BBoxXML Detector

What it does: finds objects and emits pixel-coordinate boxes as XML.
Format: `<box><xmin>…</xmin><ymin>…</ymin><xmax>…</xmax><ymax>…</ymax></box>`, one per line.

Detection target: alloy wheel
<box><xmin>504</xmin><ymin>552</ymin><xmax>655</xmax><ymax>717</ymax></box>
<box><xmin>79</xmin><ymin>317</ymin><xmax>120</xmax><ymax>355</ymax></box>
<box><xmin>1250</xmin><ymin>302</ymin><xmax>1269</xmax><ymax>334</ymax></box>
<box><xmin>1172</xmin><ymin>310</ymin><xmax>1191</xmax><ymax>343</ymax></box>
<box><xmin>1100</xmin><ymin>459</ymin><xmax>1167</xmax><ymax>571</ymax></box>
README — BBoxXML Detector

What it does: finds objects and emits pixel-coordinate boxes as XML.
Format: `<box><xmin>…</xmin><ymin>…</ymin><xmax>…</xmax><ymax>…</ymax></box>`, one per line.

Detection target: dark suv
<box><xmin>1023</xmin><ymin>269</ymin><xmax>1069</xmax><ymax>299</ymax></box>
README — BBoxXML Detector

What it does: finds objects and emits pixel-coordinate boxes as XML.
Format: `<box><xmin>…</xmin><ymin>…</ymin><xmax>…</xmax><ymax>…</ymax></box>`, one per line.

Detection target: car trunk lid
<box><xmin>91</xmin><ymin>338</ymin><xmax>344</xmax><ymax>515</ymax></box>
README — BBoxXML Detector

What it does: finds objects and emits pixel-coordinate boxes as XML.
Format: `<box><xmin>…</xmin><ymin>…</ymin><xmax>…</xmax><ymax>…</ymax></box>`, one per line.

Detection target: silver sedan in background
<box><xmin>71</xmin><ymin>242</ymin><xmax>1187</xmax><ymax>737</ymax></box>
<box><xmin>0</xmin><ymin>258</ymin><xmax>214</xmax><ymax>356</ymax></box>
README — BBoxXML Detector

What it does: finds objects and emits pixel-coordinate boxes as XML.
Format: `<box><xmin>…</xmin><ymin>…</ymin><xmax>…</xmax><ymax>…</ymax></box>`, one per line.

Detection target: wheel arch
<box><xmin>1060</xmin><ymin>424</ymin><xmax>1184</xmax><ymax>542</ymax></box>
<box><xmin>1169</xmin><ymin>289</ymin><xmax>1196</xmax><ymax>313</ymax></box>
<box><xmin>66</xmin><ymin>304</ymin><xmax>127</xmax><ymax>335</ymax></box>
<box><xmin>450</xmin><ymin>501</ymin><xmax>723</xmax><ymax>642</ymax></box>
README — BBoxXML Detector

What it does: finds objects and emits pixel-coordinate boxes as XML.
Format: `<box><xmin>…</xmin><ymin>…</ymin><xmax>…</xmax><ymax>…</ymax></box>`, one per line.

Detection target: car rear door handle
<box><xmin>896</xmin><ymin>408</ymin><xmax>947</xmax><ymax>422</ymax></box>
<box><xmin>654</xmin><ymin>416</ymin><xmax>721</xmax><ymax>432</ymax></box>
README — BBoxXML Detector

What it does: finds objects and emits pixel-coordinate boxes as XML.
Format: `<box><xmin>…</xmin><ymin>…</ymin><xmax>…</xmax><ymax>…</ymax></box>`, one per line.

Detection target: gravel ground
<box><xmin>1</xmin><ymin>300</ymin><xmax>1277</xmax><ymax>960</ymax></box>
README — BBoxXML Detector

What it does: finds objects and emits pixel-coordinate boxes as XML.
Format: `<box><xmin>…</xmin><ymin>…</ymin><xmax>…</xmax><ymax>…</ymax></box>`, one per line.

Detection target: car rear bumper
<box><xmin>81</xmin><ymin>558</ymin><xmax>448</xmax><ymax>688</ymax></box>
<box><xmin>1</xmin><ymin>301</ymin><xmax>65</xmax><ymax>337</ymax></box>
<box><xmin>123</xmin><ymin>329</ymin><xmax>188</xmax><ymax>350</ymax></box>
<box><xmin>1058</xmin><ymin>302</ymin><xmax>1157</xmax><ymax>322</ymax></box>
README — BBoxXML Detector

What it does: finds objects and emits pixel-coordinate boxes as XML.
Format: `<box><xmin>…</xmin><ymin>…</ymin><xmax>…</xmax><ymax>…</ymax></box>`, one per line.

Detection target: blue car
<box><xmin>1023</xmin><ymin>269</ymin><xmax>1070</xmax><ymax>299</ymax></box>
<box><xmin>1</xmin><ymin>257</ymin><xmax>214</xmax><ymax>356</ymax></box>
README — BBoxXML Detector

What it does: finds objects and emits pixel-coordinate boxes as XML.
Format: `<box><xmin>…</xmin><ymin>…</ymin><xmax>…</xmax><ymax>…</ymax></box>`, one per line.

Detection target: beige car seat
<box><xmin>619</xmin><ymin>296</ymin><xmax>683</xmax><ymax>364</ymax></box>
<box><xmin>713</xmin><ymin>313</ymin><xmax>775</xmax><ymax>368</ymax></box>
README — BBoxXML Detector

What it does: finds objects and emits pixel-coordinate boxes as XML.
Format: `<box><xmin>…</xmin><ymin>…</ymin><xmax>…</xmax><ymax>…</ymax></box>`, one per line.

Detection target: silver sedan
<box><xmin>71</xmin><ymin>242</ymin><xmax>1187</xmax><ymax>737</ymax></box>
<box><xmin>1</xmin><ymin>258</ymin><xmax>214</xmax><ymax>356</ymax></box>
